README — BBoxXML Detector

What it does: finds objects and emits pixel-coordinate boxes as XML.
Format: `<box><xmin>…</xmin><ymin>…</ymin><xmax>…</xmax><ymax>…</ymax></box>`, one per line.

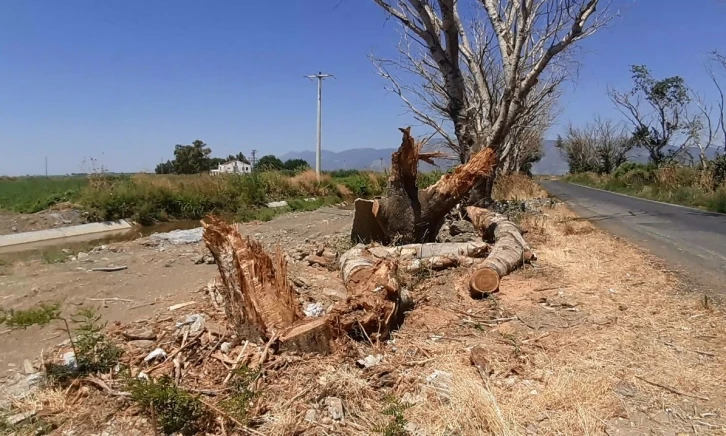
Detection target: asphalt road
<box><xmin>539</xmin><ymin>180</ymin><xmax>726</xmax><ymax>297</ymax></box>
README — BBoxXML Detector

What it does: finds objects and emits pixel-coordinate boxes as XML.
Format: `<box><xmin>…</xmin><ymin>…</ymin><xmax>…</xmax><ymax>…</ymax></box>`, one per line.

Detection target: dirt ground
<box><xmin>0</xmin><ymin>207</ymin><xmax>86</xmax><ymax>236</ymax></box>
<box><xmin>1</xmin><ymin>203</ymin><xmax>725</xmax><ymax>435</ymax></box>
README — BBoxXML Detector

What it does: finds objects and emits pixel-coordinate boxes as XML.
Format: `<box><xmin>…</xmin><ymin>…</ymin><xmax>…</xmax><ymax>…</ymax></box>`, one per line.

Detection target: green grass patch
<box><xmin>0</xmin><ymin>302</ymin><xmax>61</xmax><ymax>328</ymax></box>
<box><xmin>0</xmin><ymin>176</ymin><xmax>88</xmax><ymax>213</ymax></box>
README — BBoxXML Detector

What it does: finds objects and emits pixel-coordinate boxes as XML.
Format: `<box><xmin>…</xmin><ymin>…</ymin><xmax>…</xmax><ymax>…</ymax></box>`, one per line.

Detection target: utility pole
<box><xmin>45</xmin><ymin>156</ymin><xmax>48</xmax><ymax>177</ymax></box>
<box><xmin>305</xmin><ymin>72</ymin><xmax>334</xmax><ymax>179</ymax></box>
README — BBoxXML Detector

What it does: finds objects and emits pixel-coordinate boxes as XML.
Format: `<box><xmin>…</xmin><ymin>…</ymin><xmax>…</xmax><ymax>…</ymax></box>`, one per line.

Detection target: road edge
<box><xmin>564</xmin><ymin>182</ymin><xmax>725</xmax><ymax>215</ymax></box>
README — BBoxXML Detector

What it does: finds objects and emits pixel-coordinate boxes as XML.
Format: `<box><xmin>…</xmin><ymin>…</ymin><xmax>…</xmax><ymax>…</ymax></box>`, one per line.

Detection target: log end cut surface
<box><xmin>469</xmin><ymin>267</ymin><xmax>500</xmax><ymax>298</ymax></box>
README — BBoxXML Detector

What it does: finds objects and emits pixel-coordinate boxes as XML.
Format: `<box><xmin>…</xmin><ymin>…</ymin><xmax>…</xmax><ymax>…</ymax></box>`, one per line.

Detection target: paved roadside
<box><xmin>539</xmin><ymin>180</ymin><xmax>726</xmax><ymax>298</ymax></box>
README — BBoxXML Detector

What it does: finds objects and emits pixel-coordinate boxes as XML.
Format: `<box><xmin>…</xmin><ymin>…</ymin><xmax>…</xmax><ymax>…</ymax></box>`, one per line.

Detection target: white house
<box><xmin>211</xmin><ymin>160</ymin><xmax>252</xmax><ymax>175</ymax></box>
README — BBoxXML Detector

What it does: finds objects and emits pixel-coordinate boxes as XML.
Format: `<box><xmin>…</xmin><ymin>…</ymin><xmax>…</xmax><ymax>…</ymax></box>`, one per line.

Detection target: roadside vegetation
<box><xmin>558</xmin><ymin>59</ymin><xmax>726</xmax><ymax>213</ymax></box>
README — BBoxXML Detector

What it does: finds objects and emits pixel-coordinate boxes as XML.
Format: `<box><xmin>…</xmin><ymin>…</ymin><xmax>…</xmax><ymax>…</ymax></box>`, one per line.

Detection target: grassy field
<box><xmin>0</xmin><ymin>170</ymin><xmax>399</xmax><ymax>224</ymax></box>
<box><xmin>3</xmin><ymin>168</ymin><xmax>530</xmax><ymax>225</ymax></box>
<box><xmin>565</xmin><ymin>164</ymin><xmax>726</xmax><ymax>213</ymax></box>
<box><xmin>0</xmin><ymin>176</ymin><xmax>88</xmax><ymax>213</ymax></box>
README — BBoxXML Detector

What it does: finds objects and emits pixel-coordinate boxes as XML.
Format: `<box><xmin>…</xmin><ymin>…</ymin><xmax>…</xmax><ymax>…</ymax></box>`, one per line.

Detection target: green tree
<box><xmin>609</xmin><ymin>65</ymin><xmax>690</xmax><ymax>166</ymax></box>
<box><xmin>226</xmin><ymin>153</ymin><xmax>250</xmax><ymax>164</ymax></box>
<box><xmin>173</xmin><ymin>140</ymin><xmax>212</xmax><ymax>174</ymax></box>
<box><xmin>283</xmin><ymin>158</ymin><xmax>309</xmax><ymax>171</ymax></box>
<box><xmin>256</xmin><ymin>155</ymin><xmax>284</xmax><ymax>171</ymax></box>
<box><xmin>155</xmin><ymin>160</ymin><xmax>175</xmax><ymax>174</ymax></box>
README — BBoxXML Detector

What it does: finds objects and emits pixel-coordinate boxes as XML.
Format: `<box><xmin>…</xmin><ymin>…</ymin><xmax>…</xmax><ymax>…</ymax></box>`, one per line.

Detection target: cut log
<box><xmin>336</xmin><ymin>246</ymin><xmax>413</xmax><ymax>341</ymax></box>
<box><xmin>365</xmin><ymin>241</ymin><xmax>489</xmax><ymax>260</ymax></box>
<box><xmin>466</xmin><ymin>206</ymin><xmax>534</xmax><ymax>297</ymax></box>
<box><xmin>355</xmin><ymin>127</ymin><xmax>495</xmax><ymax>244</ymax></box>
<box><xmin>202</xmin><ymin>217</ymin><xmax>303</xmax><ymax>342</ymax></box>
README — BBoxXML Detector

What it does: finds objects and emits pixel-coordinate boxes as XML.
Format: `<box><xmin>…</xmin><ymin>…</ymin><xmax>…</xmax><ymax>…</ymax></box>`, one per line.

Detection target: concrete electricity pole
<box><xmin>305</xmin><ymin>72</ymin><xmax>334</xmax><ymax>179</ymax></box>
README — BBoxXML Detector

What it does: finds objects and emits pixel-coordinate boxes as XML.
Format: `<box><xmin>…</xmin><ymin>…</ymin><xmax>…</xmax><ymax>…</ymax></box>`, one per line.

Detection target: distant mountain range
<box><xmin>279</xmin><ymin>148</ymin><xmax>448</xmax><ymax>172</ymax></box>
<box><xmin>281</xmin><ymin>139</ymin><xmax>723</xmax><ymax>176</ymax></box>
<box><xmin>280</xmin><ymin>140</ymin><xmax>569</xmax><ymax>175</ymax></box>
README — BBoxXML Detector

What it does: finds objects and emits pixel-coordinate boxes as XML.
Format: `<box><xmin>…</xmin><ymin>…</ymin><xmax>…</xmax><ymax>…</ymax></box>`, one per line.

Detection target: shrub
<box><xmin>129</xmin><ymin>376</ymin><xmax>210</xmax><ymax>435</ymax></box>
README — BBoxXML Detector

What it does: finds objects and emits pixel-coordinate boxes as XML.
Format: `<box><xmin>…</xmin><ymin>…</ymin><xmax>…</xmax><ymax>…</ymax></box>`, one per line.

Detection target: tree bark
<box><xmin>335</xmin><ymin>246</ymin><xmax>413</xmax><ymax>341</ymax></box>
<box><xmin>356</xmin><ymin>127</ymin><xmax>495</xmax><ymax>244</ymax></box>
<box><xmin>466</xmin><ymin>206</ymin><xmax>534</xmax><ymax>297</ymax></box>
<box><xmin>202</xmin><ymin>217</ymin><xmax>304</xmax><ymax>343</ymax></box>
<box><xmin>203</xmin><ymin>218</ymin><xmax>415</xmax><ymax>352</ymax></box>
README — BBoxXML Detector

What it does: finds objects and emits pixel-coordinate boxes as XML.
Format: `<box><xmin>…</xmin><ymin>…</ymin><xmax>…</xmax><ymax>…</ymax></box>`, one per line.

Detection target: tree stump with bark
<box><xmin>353</xmin><ymin>127</ymin><xmax>496</xmax><ymax>244</ymax></box>
<box><xmin>466</xmin><ymin>206</ymin><xmax>535</xmax><ymax>297</ymax></box>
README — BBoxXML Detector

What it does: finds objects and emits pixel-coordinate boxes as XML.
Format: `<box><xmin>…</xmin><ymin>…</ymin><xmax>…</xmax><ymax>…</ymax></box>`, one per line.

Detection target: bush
<box><xmin>129</xmin><ymin>376</ymin><xmax>210</xmax><ymax>435</ymax></box>
<box><xmin>710</xmin><ymin>155</ymin><xmax>726</xmax><ymax>187</ymax></box>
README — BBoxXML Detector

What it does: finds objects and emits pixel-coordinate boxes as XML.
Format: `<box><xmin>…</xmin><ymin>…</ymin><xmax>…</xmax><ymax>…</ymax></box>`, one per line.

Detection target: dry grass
<box><xmin>259</xmin><ymin>204</ymin><xmax>726</xmax><ymax>435</ymax></box>
<box><xmin>11</xmin><ymin>205</ymin><xmax>726</xmax><ymax>435</ymax></box>
<box><xmin>493</xmin><ymin>173</ymin><xmax>549</xmax><ymax>201</ymax></box>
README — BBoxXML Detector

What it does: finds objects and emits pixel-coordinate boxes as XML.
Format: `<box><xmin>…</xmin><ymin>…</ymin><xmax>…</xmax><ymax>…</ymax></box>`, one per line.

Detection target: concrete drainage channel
<box><xmin>0</xmin><ymin>198</ymin><xmax>343</xmax><ymax>257</ymax></box>
<box><xmin>0</xmin><ymin>220</ymin><xmax>135</xmax><ymax>255</ymax></box>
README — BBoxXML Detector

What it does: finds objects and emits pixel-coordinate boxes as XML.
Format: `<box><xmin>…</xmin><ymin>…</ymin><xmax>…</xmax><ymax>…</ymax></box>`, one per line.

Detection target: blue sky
<box><xmin>1</xmin><ymin>0</ymin><xmax>725</xmax><ymax>176</ymax></box>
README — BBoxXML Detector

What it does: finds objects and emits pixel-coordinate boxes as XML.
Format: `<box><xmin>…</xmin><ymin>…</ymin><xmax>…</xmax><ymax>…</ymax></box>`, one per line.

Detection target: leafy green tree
<box><xmin>155</xmin><ymin>160</ymin><xmax>175</xmax><ymax>174</ymax></box>
<box><xmin>256</xmin><ymin>155</ymin><xmax>284</xmax><ymax>171</ymax></box>
<box><xmin>609</xmin><ymin>65</ymin><xmax>690</xmax><ymax>166</ymax></box>
<box><xmin>283</xmin><ymin>158</ymin><xmax>309</xmax><ymax>171</ymax></box>
<box><xmin>173</xmin><ymin>140</ymin><xmax>212</xmax><ymax>174</ymax></box>
<box><xmin>226</xmin><ymin>153</ymin><xmax>250</xmax><ymax>164</ymax></box>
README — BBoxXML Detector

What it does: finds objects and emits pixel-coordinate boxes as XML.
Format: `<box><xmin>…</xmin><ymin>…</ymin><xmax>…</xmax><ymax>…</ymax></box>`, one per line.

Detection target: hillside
<box><xmin>281</xmin><ymin>139</ymin><xmax>571</xmax><ymax>175</ymax></box>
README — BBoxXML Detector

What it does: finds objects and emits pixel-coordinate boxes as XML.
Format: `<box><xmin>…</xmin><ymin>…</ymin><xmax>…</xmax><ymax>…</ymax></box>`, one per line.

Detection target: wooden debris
<box><xmin>90</xmin><ymin>266</ymin><xmax>128</xmax><ymax>272</ymax></box>
<box><xmin>168</xmin><ymin>301</ymin><xmax>196</xmax><ymax>311</ymax></box>
<box><xmin>466</xmin><ymin>206</ymin><xmax>533</xmax><ymax>296</ymax></box>
<box><xmin>203</xmin><ymin>217</ymin><xmax>303</xmax><ymax>343</ymax></box>
<box><xmin>353</xmin><ymin>127</ymin><xmax>495</xmax><ymax>244</ymax></box>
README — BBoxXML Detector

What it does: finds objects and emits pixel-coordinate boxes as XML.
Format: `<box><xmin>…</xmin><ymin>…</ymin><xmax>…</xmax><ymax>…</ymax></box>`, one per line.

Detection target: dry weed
<box><xmin>493</xmin><ymin>174</ymin><xmax>548</xmax><ymax>201</ymax></box>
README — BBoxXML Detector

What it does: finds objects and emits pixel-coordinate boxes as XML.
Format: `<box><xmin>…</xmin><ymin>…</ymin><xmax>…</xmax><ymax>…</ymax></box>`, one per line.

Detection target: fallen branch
<box><xmin>200</xmin><ymin>398</ymin><xmax>265</xmax><ymax>436</ymax></box>
<box><xmin>90</xmin><ymin>266</ymin><xmax>128</xmax><ymax>272</ymax></box>
<box><xmin>635</xmin><ymin>376</ymin><xmax>710</xmax><ymax>401</ymax></box>
<box><xmin>85</xmin><ymin>297</ymin><xmax>133</xmax><ymax>303</ymax></box>
<box><xmin>223</xmin><ymin>341</ymin><xmax>249</xmax><ymax>386</ymax></box>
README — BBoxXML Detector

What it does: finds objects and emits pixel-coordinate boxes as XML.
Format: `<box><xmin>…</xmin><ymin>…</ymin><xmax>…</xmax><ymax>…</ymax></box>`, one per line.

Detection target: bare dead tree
<box><xmin>370</xmin><ymin>0</ymin><xmax>613</xmax><ymax>198</ymax></box>
<box><xmin>556</xmin><ymin>116</ymin><xmax>632</xmax><ymax>173</ymax></box>
<box><xmin>706</xmin><ymin>51</ymin><xmax>726</xmax><ymax>155</ymax></box>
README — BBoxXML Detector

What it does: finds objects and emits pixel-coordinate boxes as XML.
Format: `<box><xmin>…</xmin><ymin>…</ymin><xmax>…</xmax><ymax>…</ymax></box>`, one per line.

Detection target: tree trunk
<box><xmin>354</xmin><ymin>127</ymin><xmax>496</xmax><ymax>244</ymax></box>
<box><xmin>203</xmin><ymin>218</ymin><xmax>415</xmax><ymax>353</ymax></box>
<box><xmin>202</xmin><ymin>217</ymin><xmax>303</xmax><ymax>343</ymax></box>
<box><xmin>466</xmin><ymin>206</ymin><xmax>534</xmax><ymax>297</ymax></box>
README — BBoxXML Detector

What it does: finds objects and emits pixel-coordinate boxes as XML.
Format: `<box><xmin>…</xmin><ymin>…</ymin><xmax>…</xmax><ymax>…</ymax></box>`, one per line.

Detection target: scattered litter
<box><xmin>303</xmin><ymin>302</ymin><xmax>325</xmax><ymax>317</ymax></box>
<box><xmin>144</xmin><ymin>348</ymin><xmax>167</xmax><ymax>363</ymax></box>
<box><xmin>76</xmin><ymin>252</ymin><xmax>89</xmax><ymax>260</ymax></box>
<box><xmin>175</xmin><ymin>314</ymin><xmax>206</xmax><ymax>336</ymax></box>
<box><xmin>324</xmin><ymin>396</ymin><xmax>344</xmax><ymax>421</ymax></box>
<box><xmin>137</xmin><ymin>371</ymin><xmax>150</xmax><ymax>381</ymax></box>
<box><xmin>356</xmin><ymin>354</ymin><xmax>383</xmax><ymax>368</ymax></box>
<box><xmin>63</xmin><ymin>351</ymin><xmax>77</xmax><ymax>370</ymax></box>
<box><xmin>220</xmin><ymin>342</ymin><xmax>232</xmax><ymax>354</ymax></box>
<box><xmin>149</xmin><ymin>228</ymin><xmax>203</xmax><ymax>245</ymax></box>
<box><xmin>267</xmin><ymin>201</ymin><xmax>289</xmax><ymax>208</ymax></box>
<box><xmin>425</xmin><ymin>370</ymin><xmax>452</xmax><ymax>402</ymax></box>
<box><xmin>304</xmin><ymin>409</ymin><xmax>317</xmax><ymax>423</ymax></box>
<box><xmin>169</xmin><ymin>301</ymin><xmax>196</xmax><ymax>311</ymax></box>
